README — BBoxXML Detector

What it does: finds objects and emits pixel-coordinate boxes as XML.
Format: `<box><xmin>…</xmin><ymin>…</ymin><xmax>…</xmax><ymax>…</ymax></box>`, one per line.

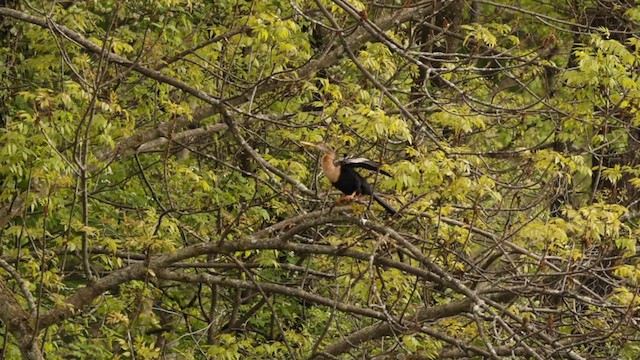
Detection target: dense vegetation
<box><xmin>2</xmin><ymin>0</ymin><xmax>640</xmax><ymax>358</ymax></box>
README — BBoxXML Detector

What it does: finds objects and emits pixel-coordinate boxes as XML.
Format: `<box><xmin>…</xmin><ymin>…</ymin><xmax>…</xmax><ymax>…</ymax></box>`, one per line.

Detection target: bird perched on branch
<box><xmin>301</xmin><ymin>141</ymin><xmax>397</xmax><ymax>215</ymax></box>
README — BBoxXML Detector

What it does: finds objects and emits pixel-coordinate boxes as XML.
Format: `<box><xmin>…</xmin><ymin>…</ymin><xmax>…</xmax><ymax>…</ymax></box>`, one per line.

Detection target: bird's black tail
<box><xmin>373</xmin><ymin>193</ymin><xmax>397</xmax><ymax>215</ymax></box>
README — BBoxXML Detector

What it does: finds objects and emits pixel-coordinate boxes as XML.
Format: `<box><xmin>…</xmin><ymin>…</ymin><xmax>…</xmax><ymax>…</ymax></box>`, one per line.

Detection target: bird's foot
<box><xmin>335</xmin><ymin>192</ymin><xmax>357</xmax><ymax>205</ymax></box>
<box><xmin>330</xmin><ymin>193</ymin><xmax>357</xmax><ymax>213</ymax></box>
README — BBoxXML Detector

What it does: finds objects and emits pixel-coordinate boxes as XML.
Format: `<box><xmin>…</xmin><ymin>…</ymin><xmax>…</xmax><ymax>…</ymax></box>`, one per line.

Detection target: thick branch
<box><xmin>37</xmin><ymin>211</ymin><xmax>434</xmax><ymax>328</ymax></box>
<box><xmin>0</xmin><ymin>279</ymin><xmax>42</xmax><ymax>360</ymax></box>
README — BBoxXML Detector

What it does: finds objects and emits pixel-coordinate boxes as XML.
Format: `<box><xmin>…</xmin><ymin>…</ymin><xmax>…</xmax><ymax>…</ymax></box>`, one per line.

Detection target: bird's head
<box><xmin>300</xmin><ymin>141</ymin><xmax>335</xmax><ymax>155</ymax></box>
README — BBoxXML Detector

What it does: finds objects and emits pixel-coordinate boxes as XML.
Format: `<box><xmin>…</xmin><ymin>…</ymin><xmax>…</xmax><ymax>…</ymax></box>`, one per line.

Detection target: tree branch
<box><xmin>0</xmin><ymin>279</ymin><xmax>42</xmax><ymax>360</ymax></box>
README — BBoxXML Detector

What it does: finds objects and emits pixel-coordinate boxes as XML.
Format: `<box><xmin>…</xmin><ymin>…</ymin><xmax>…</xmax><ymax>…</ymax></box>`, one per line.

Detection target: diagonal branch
<box><xmin>0</xmin><ymin>8</ymin><xmax>222</xmax><ymax>108</ymax></box>
<box><xmin>98</xmin><ymin>2</ymin><xmax>434</xmax><ymax>162</ymax></box>
<box><xmin>157</xmin><ymin>269</ymin><xmax>388</xmax><ymax>320</ymax></box>
<box><xmin>313</xmin><ymin>290</ymin><xmax>517</xmax><ymax>359</ymax></box>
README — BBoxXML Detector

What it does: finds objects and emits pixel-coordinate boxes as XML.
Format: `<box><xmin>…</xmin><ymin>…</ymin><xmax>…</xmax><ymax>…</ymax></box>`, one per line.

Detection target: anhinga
<box><xmin>301</xmin><ymin>141</ymin><xmax>397</xmax><ymax>215</ymax></box>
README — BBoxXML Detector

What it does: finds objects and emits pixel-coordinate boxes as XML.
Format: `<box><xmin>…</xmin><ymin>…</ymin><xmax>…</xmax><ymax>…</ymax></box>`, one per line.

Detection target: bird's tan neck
<box><xmin>321</xmin><ymin>153</ymin><xmax>340</xmax><ymax>183</ymax></box>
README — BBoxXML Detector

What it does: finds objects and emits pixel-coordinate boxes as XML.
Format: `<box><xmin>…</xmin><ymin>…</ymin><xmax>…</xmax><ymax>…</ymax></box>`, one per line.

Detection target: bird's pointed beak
<box><xmin>300</xmin><ymin>141</ymin><xmax>318</xmax><ymax>149</ymax></box>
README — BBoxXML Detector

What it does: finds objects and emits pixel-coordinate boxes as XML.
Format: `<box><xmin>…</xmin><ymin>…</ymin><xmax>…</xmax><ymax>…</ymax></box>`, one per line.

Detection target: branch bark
<box><xmin>0</xmin><ymin>279</ymin><xmax>42</xmax><ymax>360</ymax></box>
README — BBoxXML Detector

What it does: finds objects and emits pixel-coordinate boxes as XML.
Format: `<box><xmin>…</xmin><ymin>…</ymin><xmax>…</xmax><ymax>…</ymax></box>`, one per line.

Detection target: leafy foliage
<box><xmin>1</xmin><ymin>0</ymin><xmax>640</xmax><ymax>359</ymax></box>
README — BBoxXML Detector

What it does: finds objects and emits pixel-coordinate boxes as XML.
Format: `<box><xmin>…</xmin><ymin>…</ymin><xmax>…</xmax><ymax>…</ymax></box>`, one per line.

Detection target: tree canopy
<box><xmin>2</xmin><ymin>0</ymin><xmax>640</xmax><ymax>359</ymax></box>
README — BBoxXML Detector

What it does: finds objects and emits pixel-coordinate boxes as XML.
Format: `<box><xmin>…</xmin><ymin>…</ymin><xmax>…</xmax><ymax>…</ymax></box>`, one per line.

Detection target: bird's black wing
<box><xmin>337</xmin><ymin>157</ymin><xmax>392</xmax><ymax>177</ymax></box>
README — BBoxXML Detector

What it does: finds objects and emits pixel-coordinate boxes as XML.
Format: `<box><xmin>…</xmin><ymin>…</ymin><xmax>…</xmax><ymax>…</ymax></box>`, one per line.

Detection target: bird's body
<box><xmin>301</xmin><ymin>141</ymin><xmax>396</xmax><ymax>215</ymax></box>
